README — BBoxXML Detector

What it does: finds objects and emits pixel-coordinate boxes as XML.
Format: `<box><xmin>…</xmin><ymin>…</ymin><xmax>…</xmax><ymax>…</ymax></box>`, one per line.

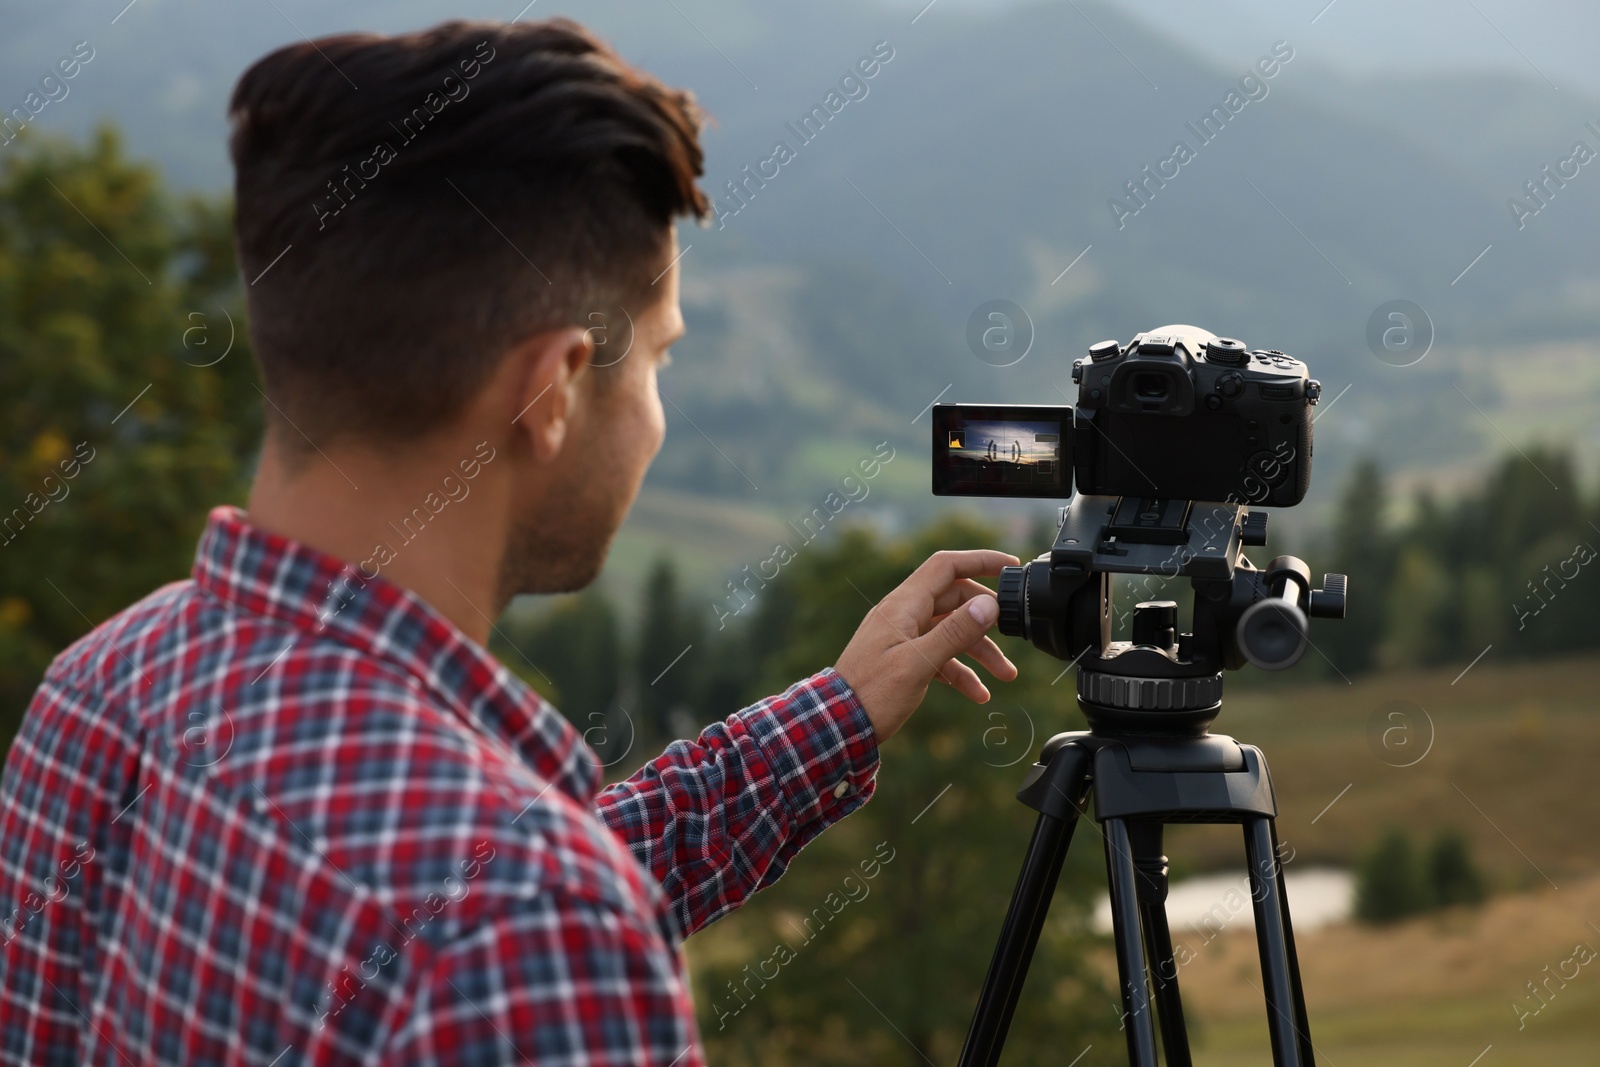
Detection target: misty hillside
<box><xmin>5</xmin><ymin>0</ymin><xmax>1596</xmax><ymax>588</ymax></box>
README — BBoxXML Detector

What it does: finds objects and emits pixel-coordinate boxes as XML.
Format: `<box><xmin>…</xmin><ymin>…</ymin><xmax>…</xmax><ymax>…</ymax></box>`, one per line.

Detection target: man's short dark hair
<box><xmin>228</xmin><ymin>18</ymin><xmax>710</xmax><ymax>448</ymax></box>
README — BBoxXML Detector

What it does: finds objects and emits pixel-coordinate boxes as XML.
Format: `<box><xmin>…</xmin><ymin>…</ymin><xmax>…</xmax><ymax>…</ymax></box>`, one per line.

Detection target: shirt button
<box><xmin>832</xmin><ymin>780</ymin><xmax>851</xmax><ymax>799</ymax></box>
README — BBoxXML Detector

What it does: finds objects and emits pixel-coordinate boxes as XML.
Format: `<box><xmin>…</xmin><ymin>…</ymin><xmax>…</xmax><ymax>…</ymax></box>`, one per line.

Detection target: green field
<box><xmin>1174</xmin><ymin>874</ymin><xmax>1600</xmax><ymax>1065</ymax></box>
<box><xmin>1173</xmin><ymin>654</ymin><xmax>1600</xmax><ymax>883</ymax></box>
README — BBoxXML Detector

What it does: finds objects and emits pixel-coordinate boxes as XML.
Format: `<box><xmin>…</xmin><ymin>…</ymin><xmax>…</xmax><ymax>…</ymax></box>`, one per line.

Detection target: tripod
<box><xmin>957</xmin><ymin>710</ymin><xmax>1312</xmax><ymax>1066</ymax></box>
<box><xmin>958</xmin><ymin>495</ymin><xmax>1345</xmax><ymax>1066</ymax></box>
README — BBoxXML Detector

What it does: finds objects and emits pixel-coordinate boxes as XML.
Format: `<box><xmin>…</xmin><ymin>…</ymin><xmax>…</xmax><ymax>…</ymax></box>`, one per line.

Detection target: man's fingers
<box><xmin>923</xmin><ymin>615</ymin><xmax>1017</xmax><ymax>681</ymax></box>
<box><xmin>963</xmin><ymin>635</ymin><xmax>1018</xmax><ymax>681</ymax></box>
<box><xmin>930</xmin><ymin>577</ymin><xmax>998</xmax><ymax>617</ymax></box>
<box><xmin>915</xmin><ymin>592</ymin><xmax>1000</xmax><ymax>669</ymax></box>
<box><xmin>935</xmin><ymin>657</ymin><xmax>990</xmax><ymax>703</ymax></box>
<box><xmin>908</xmin><ymin>550</ymin><xmax>1020</xmax><ymax>595</ymax></box>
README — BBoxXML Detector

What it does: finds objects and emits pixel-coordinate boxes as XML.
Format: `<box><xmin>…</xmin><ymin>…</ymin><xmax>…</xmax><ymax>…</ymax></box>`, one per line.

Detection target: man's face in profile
<box><xmin>500</xmin><ymin>234</ymin><xmax>685</xmax><ymax>599</ymax></box>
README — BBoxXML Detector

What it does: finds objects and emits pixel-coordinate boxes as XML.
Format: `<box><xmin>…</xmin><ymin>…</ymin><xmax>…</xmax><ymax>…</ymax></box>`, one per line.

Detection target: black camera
<box><xmin>933</xmin><ymin>324</ymin><xmax>1321</xmax><ymax>506</ymax></box>
<box><xmin>931</xmin><ymin>323</ymin><xmax>1343</xmax><ymax>693</ymax></box>
<box><xmin>954</xmin><ymin>328</ymin><xmax>1346</xmax><ymax>1067</ymax></box>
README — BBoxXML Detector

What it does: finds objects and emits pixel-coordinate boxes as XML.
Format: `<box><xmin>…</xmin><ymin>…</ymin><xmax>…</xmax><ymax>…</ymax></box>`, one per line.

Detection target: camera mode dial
<box><xmin>1205</xmin><ymin>337</ymin><xmax>1249</xmax><ymax>366</ymax></box>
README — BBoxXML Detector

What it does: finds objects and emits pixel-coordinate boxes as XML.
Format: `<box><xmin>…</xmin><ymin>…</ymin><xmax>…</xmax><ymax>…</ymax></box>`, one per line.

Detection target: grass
<box><xmin>1153</xmin><ymin>654</ymin><xmax>1600</xmax><ymax>885</ymax></box>
<box><xmin>1164</xmin><ymin>874</ymin><xmax>1600</xmax><ymax>1065</ymax></box>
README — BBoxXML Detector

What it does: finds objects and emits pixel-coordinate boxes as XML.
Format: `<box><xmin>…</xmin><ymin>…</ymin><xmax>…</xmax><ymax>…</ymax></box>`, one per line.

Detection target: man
<box><xmin>0</xmin><ymin>18</ymin><xmax>1018</xmax><ymax>1065</ymax></box>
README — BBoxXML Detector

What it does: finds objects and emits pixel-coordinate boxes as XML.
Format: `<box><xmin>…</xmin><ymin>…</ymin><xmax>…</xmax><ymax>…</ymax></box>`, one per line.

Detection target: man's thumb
<box><xmin>919</xmin><ymin>594</ymin><xmax>999</xmax><ymax>664</ymax></box>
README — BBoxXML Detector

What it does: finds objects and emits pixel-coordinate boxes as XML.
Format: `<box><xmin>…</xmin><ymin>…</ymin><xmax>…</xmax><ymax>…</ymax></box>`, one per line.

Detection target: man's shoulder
<box><xmin>45</xmin><ymin>577</ymin><xmax>195</xmax><ymax>693</ymax></box>
<box><xmin>34</xmin><ymin>574</ymin><xmax>655</xmax><ymax>939</ymax></box>
<box><xmin>35</xmin><ymin>576</ymin><xmax>442</xmax><ymax>755</ymax></box>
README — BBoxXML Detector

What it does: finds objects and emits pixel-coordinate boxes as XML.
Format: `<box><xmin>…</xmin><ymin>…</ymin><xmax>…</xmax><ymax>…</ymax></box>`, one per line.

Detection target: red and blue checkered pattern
<box><xmin>0</xmin><ymin>505</ymin><xmax>879</xmax><ymax>1064</ymax></box>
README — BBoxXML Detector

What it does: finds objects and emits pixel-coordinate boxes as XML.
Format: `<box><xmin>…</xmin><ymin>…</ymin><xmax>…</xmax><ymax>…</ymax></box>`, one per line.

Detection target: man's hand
<box><xmin>834</xmin><ymin>549</ymin><xmax>1021</xmax><ymax>743</ymax></box>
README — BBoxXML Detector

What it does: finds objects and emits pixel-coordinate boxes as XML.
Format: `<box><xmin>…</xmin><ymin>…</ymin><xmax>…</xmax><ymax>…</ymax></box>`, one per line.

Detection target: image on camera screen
<box><xmin>931</xmin><ymin>405</ymin><xmax>1072</xmax><ymax>498</ymax></box>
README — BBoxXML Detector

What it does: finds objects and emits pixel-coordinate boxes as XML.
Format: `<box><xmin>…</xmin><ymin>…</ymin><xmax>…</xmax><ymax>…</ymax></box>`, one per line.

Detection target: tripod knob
<box><xmin>996</xmin><ymin>565</ymin><xmax>1027</xmax><ymax>637</ymax></box>
<box><xmin>1309</xmin><ymin>573</ymin><xmax>1348</xmax><ymax>619</ymax></box>
<box><xmin>1132</xmin><ymin>601</ymin><xmax>1178</xmax><ymax>650</ymax></box>
<box><xmin>1240</xmin><ymin>511</ymin><xmax>1269</xmax><ymax>547</ymax></box>
<box><xmin>1238</xmin><ymin>596</ymin><xmax>1309</xmax><ymax>670</ymax></box>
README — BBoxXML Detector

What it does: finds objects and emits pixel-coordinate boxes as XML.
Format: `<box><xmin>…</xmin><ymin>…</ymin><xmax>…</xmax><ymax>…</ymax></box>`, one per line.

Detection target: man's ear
<box><xmin>510</xmin><ymin>326</ymin><xmax>595</xmax><ymax>461</ymax></box>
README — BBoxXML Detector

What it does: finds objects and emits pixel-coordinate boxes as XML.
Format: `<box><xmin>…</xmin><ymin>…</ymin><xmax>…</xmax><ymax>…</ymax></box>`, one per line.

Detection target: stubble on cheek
<box><xmin>496</xmin><ymin>417</ymin><xmax>630</xmax><ymax>600</ymax></box>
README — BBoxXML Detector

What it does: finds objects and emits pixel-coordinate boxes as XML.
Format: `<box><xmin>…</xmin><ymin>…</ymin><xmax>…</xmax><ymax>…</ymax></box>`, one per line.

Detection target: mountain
<box><xmin>6</xmin><ymin>0</ymin><xmax>1597</xmax><ymax>598</ymax></box>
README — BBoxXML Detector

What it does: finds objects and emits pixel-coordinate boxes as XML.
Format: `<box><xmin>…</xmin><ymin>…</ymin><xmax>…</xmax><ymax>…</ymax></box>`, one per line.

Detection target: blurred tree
<box><xmin>1321</xmin><ymin>457</ymin><xmax>1395</xmax><ymax>675</ymax></box>
<box><xmin>498</xmin><ymin>588</ymin><xmax>627</xmax><ymax>763</ymax></box>
<box><xmin>1381</xmin><ymin>543</ymin><xmax>1454</xmax><ymax>669</ymax></box>
<box><xmin>691</xmin><ymin>517</ymin><xmax>1120</xmax><ymax>1066</ymax></box>
<box><xmin>1354</xmin><ymin>827</ymin><xmax>1428</xmax><ymax>924</ymax></box>
<box><xmin>1492</xmin><ymin>451</ymin><xmax>1597</xmax><ymax>658</ymax></box>
<box><xmin>635</xmin><ymin>556</ymin><xmax>702</xmax><ymax>743</ymax></box>
<box><xmin>1482</xmin><ymin>449</ymin><xmax>1578</xmax><ymax>569</ymax></box>
<box><xmin>1307</xmin><ymin>447</ymin><xmax>1599</xmax><ymax>675</ymax></box>
<box><xmin>0</xmin><ymin>124</ymin><xmax>258</xmax><ymax>754</ymax></box>
<box><xmin>694</xmin><ymin>621</ymin><xmax>761</xmax><ymax>734</ymax></box>
<box><xmin>1425</xmin><ymin>829</ymin><xmax>1487</xmax><ymax>908</ymax></box>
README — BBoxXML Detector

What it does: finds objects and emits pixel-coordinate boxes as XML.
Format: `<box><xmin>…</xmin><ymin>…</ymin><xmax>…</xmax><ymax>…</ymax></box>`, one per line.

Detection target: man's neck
<box><xmin>244</xmin><ymin>432</ymin><xmax>512</xmax><ymax>647</ymax></box>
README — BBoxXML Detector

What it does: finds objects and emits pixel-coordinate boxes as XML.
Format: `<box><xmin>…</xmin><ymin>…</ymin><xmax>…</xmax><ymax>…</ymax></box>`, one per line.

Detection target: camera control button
<box><xmin>1217</xmin><ymin>373</ymin><xmax>1244</xmax><ymax>399</ymax></box>
<box><xmin>1248</xmin><ymin>450</ymin><xmax>1290</xmax><ymax>486</ymax></box>
<box><xmin>1089</xmin><ymin>340</ymin><xmax>1121</xmax><ymax>362</ymax></box>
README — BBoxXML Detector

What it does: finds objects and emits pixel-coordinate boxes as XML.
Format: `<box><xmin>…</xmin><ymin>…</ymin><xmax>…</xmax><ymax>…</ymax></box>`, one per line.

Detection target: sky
<box><xmin>883</xmin><ymin>0</ymin><xmax>1600</xmax><ymax>98</ymax></box>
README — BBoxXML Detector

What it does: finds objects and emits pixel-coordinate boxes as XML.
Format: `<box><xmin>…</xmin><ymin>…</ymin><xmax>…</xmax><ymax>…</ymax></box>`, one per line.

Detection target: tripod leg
<box><xmin>958</xmin><ymin>744</ymin><xmax>1092</xmax><ymax>1067</ymax></box>
<box><xmin>1104</xmin><ymin>817</ymin><xmax>1160</xmax><ymax>1067</ymax></box>
<box><xmin>1127</xmin><ymin>822</ymin><xmax>1193</xmax><ymax>1067</ymax></box>
<box><xmin>1244</xmin><ymin>817</ymin><xmax>1304</xmax><ymax>1066</ymax></box>
<box><xmin>1270</xmin><ymin>823</ymin><xmax>1316</xmax><ymax>1065</ymax></box>
<box><xmin>1139</xmin><ymin>901</ymin><xmax>1194</xmax><ymax>1067</ymax></box>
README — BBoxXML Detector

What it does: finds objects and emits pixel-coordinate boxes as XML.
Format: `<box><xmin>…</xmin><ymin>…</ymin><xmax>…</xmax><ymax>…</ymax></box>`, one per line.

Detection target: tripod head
<box><xmin>995</xmin><ymin>495</ymin><xmax>1347</xmax><ymax>736</ymax></box>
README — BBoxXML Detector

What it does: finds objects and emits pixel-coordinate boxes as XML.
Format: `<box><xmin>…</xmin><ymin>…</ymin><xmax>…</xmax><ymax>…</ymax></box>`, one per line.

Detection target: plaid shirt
<box><xmin>0</xmin><ymin>505</ymin><xmax>879</xmax><ymax>1065</ymax></box>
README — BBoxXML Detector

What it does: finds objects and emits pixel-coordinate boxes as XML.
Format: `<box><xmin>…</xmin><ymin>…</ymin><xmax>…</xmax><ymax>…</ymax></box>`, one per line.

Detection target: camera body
<box><xmin>1073</xmin><ymin>325</ymin><xmax>1318</xmax><ymax>507</ymax></box>
<box><xmin>930</xmin><ymin>324</ymin><xmax>1345</xmax><ymax>689</ymax></box>
<box><xmin>932</xmin><ymin>325</ymin><xmax>1320</xmax><ymax>507</ymax></box>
